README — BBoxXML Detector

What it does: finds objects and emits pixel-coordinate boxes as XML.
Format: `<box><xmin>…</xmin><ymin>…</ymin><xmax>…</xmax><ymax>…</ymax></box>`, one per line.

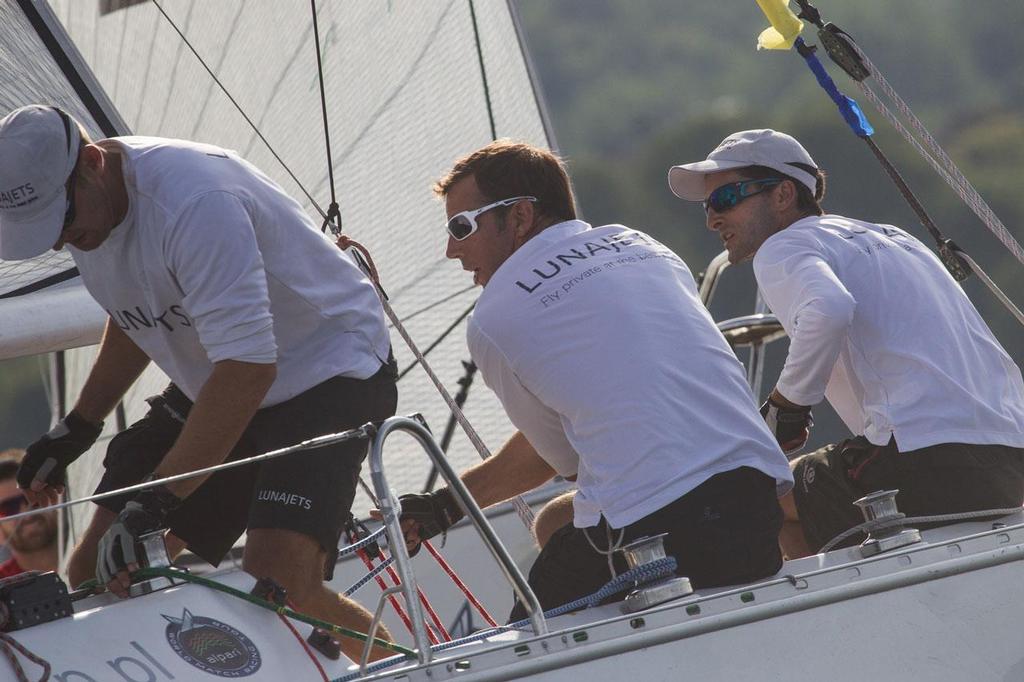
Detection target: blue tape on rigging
<box><xmin>795</xmin><ymin>37</ymin><xmax>874</xmax><ymax>137</ymax></box>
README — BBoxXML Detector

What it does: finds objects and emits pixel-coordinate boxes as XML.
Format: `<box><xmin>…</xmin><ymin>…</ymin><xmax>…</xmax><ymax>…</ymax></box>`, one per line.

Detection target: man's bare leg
<box><xmin>244</xmin><ymin>528</ymin><xmax>394</xmax><ymax>662</ymax></box>
<box><xmin>779</xmin><ymin>491</ymin><xmax>813</xmax><ymax>559</ymax></box>
<box><xmin>533</xmin><ymin>491</ymin><xmax>575</xmax><ymax>549</ymax></box>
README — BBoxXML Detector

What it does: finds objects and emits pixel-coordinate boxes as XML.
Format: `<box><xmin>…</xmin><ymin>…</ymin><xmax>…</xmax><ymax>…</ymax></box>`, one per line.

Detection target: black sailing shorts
<box><xmin>791</xmin><ymin>436</ymin><xmax>1024</xmax><ymax>552</ymax></box>
<box><xmin>94</xmin><ymin>364</ymin><xmax>398</xmax><ymax>566</ymax></box>
<box><xmin>508</xmin><ymin>466</ymin><xmax>783</xmax><ymax>622</ymax></box>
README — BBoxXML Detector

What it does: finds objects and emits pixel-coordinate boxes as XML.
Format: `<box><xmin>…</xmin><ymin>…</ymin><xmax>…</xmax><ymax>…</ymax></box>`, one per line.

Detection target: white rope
<box><xmin>851</xmin><ymin>44</ymin><xmax>1024</xmax><ymax>269</ymax></box>
<box><xmin>582</xmin><ymin>525</ymin><xmax>626</xmax><ymax>579</ymax></box>
<box><xmin>379</xmin><ymin>296</ymin><xmax>536</xmax><ymax>529</ymax></box>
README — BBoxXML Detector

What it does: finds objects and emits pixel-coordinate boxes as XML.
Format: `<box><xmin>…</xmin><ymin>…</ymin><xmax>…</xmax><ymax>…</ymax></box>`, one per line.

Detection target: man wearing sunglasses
<box><xmin>669</xmin><ymin>128</ymin><xmax>1024</xmax><ymax>558</ymax></box>
<box><xmin>396</xmin><ymin>140</ymin><xmax>793</xmax><ymax>620</ymax></box>
<box><xmin>0</xmin><ymin>449</ymin><xmax>59</xmax><ymax>578</ymax></box>
<box><xmin>0</xmin><ymin>105</ymin><xmax>398</xmax><ymax>660</ymax></box>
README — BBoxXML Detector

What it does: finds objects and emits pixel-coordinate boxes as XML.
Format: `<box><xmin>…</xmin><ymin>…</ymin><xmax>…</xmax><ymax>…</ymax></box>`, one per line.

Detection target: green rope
<box><xmin>81</xmin><ymin>568</ymin><xmax>416</xmax><ymax>658</ymax></box>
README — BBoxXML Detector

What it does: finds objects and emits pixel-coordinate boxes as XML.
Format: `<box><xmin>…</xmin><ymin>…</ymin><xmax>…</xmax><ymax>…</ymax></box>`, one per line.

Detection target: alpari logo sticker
<box><xmin>163</xmin><ymin>608</ymin><xmax>262</xmax><ymax>677</ymax></box>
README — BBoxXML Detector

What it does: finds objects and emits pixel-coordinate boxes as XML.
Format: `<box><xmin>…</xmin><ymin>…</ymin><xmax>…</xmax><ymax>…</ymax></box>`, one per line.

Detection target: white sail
<box><xmin>38</xmin><ymin>0</ymin><xmax>552</xmax><ymax>541</ymax></box>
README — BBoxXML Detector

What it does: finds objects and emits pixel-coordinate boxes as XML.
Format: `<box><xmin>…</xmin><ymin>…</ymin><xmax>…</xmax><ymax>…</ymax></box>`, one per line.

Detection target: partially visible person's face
<box><xmin>703</xmin><ymin>169</ymin><xmax>784</xmax><ymax>264</ymax></box>
<box><xmin>444</xmin><ymin>175</ymin><xmax>518</xmax><ymax>287</ymax></box>
<box><xmin>0</xmin><ymin>478</ymin><xmax>58</xmax><ymax>553</ymax></box>
<box><xmin>52</xmin><ymin>150</ymin><xmax>119</xmax><ymax>252</ymax></box>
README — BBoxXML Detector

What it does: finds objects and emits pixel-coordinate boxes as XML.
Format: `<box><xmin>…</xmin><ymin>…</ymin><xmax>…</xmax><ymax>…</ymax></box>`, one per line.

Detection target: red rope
<box><xmin>0</xmin><ymin>633</ymin><xmax>50</xmax><ymax>682</ymax></box>
<box><xmin>335</xmin><ymin>235</ymin><xmax>380</xmax><ymax>285</ymax></box>
<box><xmin>424</xmin><ymin>540</ymin><xmax>498</xmax><ymax>628</ymax></box>
<box><xmin>276</xmin><ymin>612</ymin><xmax>329</xmax><ymax>681</ymax></box>
<box><xmin>354</xmin><ymin>548</ymin><xmax>420</xmax><ymax>640</ymax></box>
<box><xmin>379</xmin><ymin>562</ymin><xmax>451</xmax><ymax>643</ymax></box>
<box><xmin>372</xmin><ymin>557</ymin><xmax>444</xmax><ymax>644</ymax></box>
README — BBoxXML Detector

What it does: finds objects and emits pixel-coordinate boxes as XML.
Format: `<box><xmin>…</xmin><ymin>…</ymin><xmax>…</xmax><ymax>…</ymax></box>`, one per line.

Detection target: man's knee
<box><xmin>243</xmin><ymin>528</ymin><xmax>325</xmax><ymax>605</ymax></box>
<box><xmin>533</xmin><ymin>491</ymin><xmax>575</xmax><ymax>548</ymax></box>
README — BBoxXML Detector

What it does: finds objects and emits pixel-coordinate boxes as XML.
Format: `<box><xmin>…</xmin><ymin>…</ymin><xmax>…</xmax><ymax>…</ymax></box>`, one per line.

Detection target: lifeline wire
<box><xmin>1</xmin><ymin>426</ymin><xmax>372</xmax><ymax>526</ymax></box>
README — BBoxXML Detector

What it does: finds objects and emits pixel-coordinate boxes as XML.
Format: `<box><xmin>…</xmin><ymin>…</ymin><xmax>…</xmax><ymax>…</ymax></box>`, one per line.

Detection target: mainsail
<box><xmin>3</xmin><ymin>0</ymin><xmax>553</xmax><ymax>552</ymax></box>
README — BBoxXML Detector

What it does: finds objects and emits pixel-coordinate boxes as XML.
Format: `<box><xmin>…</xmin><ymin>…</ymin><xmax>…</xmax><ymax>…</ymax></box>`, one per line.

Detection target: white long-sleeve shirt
<box><xmin>754</xmin><ymin>214</ymin><xmax>1024</xmax><ymax>451</ymax></box>
<box><xmin>71</xmin><ymin>137</ymin><xmax>391</xmax><ymax>407</ymax></box>
<box><xmin>470</xmin><ymin>220</ymin><xmax>792</xmax><ymax>528</ymax></box>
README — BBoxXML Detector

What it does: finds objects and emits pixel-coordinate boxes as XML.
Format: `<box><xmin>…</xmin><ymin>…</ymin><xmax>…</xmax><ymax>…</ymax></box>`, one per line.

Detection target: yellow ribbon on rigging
<box><xmin>754</xmin><ymin>0</ymin><xmax>804</xmax><ymax>50</ymax></box>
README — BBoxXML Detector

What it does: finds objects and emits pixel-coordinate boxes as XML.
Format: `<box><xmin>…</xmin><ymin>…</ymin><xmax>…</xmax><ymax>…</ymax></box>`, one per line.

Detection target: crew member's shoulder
<box><xmin>112</xmin><ymin>137</ymin><xmax>249</xmax><ymax>220</ymax></box>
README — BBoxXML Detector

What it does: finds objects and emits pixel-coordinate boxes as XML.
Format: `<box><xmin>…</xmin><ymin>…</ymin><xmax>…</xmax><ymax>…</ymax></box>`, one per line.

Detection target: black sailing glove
<box><xmin>96</xmin><ymin>483</ymin><xmax>181</xmax><ymax>587</ymax></box>
<box><xmin>17</xmin><ymin>411</ymin><xmax>103</xmax><ymax>490</ymax></box>
<box><xmin>398</xmin><ymin>488</ymin><xmax>464</xmax><ymax>556</ymax></box>
<box><xmin>760</xmin><ymin>396</ymin><xmax>813</xmax><ymax>456</ymax></box>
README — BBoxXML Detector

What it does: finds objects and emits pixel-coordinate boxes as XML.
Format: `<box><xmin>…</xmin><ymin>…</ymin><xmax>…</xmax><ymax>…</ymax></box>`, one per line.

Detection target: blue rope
<box><xmin>332</xmin><ymin>557</ymin><xmax>677</xmax><ymax>681</ymax></box>
<box><xmin>338</xmin><ymin>526</ymin><xmax>386</xmax><ymax>558</ymax></box>
<box><xmin>794</xmin><ymin>37</ymin><xmax>873</xmax><ymax>138</ymax></box>
<box><xmin>343</xmin><ymin>557</ymin><xmax>394</xmax><ymax>597</ymax></box>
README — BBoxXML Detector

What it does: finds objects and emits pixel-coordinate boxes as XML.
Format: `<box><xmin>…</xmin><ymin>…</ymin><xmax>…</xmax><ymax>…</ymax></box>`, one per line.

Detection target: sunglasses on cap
<box><xmin>52</xmin><ymin>107</ymin><xmax>78</xmax><ymax>229</ymax></box>
<box><xmin>703</xmin><ymin>178</ymin><xmax>782</xmax><ymax>214</ymax></box>
<box><xmin>0</xmin><ymin>492</ymin><xmax>27</xmax><ymax>518</ymax></box>
<box><xmin>446</xmin><ymin>196</ymin><xmax>537</xmax><ymax>241</ymax></box>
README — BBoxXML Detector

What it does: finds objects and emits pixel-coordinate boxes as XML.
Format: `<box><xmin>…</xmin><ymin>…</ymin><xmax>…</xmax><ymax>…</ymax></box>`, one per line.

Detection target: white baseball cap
<box><xmin>668</xmin><ymin>129</ymin><xmax>818</xmax><ymax>201</ymax></box>
<box><xmin>0</xmin><ymin>105</ymin><xmax>81</xmax><ymax>260</ymax></box>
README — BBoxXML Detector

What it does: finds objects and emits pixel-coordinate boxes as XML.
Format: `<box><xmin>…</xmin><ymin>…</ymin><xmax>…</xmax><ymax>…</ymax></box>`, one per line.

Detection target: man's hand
<box><xmin>97</xmin><ymin>484</ymin><xmax>181</xmax><ymax>597</ymax></box>
<box><xmin>18</xmin><ymin>411</ymin><xmax>103</xmax><ymax>507</ymax></box>
<box><xmin>760</xmin><ymin>392</ymin><xmax>813</xmax><ymax>455</ymax></box>
<box><xmin>395</xmin><ymin>488</ymin><xmax>463</xmax><ymax>556</ymax></box>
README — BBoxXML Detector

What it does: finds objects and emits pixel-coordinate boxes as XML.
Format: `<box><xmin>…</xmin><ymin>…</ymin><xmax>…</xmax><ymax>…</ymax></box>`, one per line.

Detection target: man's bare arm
<box><xmin>460</xmin><ymin>430</ymin><xmax>557</xmax><ymax>508</ymax></box>
<box><xmin>154</xmin><ymin>359</ymin><xmax>276</xmax><ymax>500</ymax></box>
<box><xmin>73</xmin><ymin>320</ymin><xmax>151</xmax><ymax>423</ymax></box>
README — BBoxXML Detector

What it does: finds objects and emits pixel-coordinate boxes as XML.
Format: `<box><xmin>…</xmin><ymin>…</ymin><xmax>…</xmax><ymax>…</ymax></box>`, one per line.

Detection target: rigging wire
<box><xmin>468</xmin><ymin>0</ymin><xmax>497</xmax><ymax>141</ymax></box>
<box><xmin>388</xmin><ymin>284</ymin><xmax>476</xmax><ymax>328</ymax></box>
<box><xmin>146</xmin><ymin>0</ymin><xmax>536</xmax><ymax>529</ymax></box>
<box><xmin>148</xmin><ymin>0</ymin><xmax>328</xmax><ymax>221</ymax></box>
<box><xmin>398</xmin><ymin>301</ymin><xmax>476</xmax><ymax>381</ymax></box>
<box><xmin>783</xmin><ymin>1</ymin><xmax>1024</xmax><ymax>325</ymax></box>
<box><xmin>309</xmin><ymin>0</ymin><xmax>343</xmax><ymax>235</ymax></box>
<box><xmin>847</xmin><ymin>43</ymin><xmax>1024</xmax><ymax>270</ymax></box>
<box><xmin>146</xmin><ymin>0</ymin><xmax>495</xmax><ymax>363</ymax></box>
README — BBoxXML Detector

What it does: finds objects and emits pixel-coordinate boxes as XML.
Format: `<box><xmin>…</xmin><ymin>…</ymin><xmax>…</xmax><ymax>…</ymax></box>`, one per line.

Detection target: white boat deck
<box><xmin>6</xmin><ymin>511</ymin><xmax>1023</xmax><ymax>681</ymax></box>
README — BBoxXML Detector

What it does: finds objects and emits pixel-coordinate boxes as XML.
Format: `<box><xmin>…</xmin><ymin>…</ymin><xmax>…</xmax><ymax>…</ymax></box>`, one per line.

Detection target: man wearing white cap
<box><xmin>0</xmin><ymin>104</ymin><xmax>398</xmax><ymax>659</ymax></box>
<box><xmin>669</xmin><ymin>129</ymin><xmax>1024</xmax><ymax>557</ymax></box>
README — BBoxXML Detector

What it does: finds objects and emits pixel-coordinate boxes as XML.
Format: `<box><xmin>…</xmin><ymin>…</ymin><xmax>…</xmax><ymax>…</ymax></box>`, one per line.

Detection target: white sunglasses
<box><xmin>446</xmin><ymin>196</ymin><xmax>537</xmax><ymax>241</ymax></box>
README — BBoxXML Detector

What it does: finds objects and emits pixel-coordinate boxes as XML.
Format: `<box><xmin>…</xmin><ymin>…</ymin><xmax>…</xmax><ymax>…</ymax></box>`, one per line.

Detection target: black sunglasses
<box><xmin>52</xmin><ymin>107</ymin><xmax>78</xmax><ymax>228</ymax></box>
<box><xmin>0</xmin><ymin>492</ymin><xmax>27</xmax><ymax>518</ymax></box>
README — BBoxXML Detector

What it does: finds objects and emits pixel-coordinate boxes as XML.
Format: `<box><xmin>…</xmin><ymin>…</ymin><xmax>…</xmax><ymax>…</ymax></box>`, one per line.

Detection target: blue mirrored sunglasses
<box><xmin>446</xmin><ymin>196</ymin><xmax>537</xmax><ymax>241</ymax></box>
<box><xmin>703</xmin><ymin>179</ymin><xmax>782</xmax><ymax>214</ymax></box>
